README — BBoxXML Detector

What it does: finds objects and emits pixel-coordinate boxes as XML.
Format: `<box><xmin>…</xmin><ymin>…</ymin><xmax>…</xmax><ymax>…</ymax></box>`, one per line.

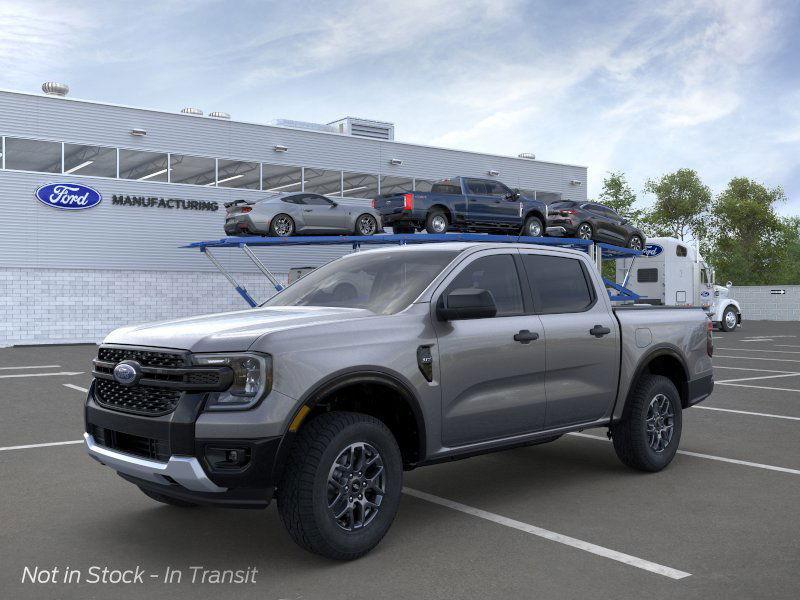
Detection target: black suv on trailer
<box><xmin>547</xmin><ymin>200</ymin><xmax>646</xmax><ymax>250</ymax></box>
<box><xmin>372</xmin><ymin>177</ymin><xmax>548</xmax><ymax>237</ymax></box>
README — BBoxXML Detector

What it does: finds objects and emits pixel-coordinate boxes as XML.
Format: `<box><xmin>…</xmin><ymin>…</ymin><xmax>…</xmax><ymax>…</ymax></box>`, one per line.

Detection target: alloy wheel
<box><xmin>577</xmin><ymin>224</ymin><xmax>592</xmax><ymax>239</ymax></box>
<box><xmin>358</xmin><ymin>215</ymin><xmax>377</xmax><ymax>235</ymax></box>
<box><xmin>645</xmin><ymin>393</ymin><xmax>675</xmax><ymax>453</ymax></box>
<box><xmin>327</xmin><ymin>442</ymin><xmax>386</xmax><ymax>531</ymax></box>
<box><xmin>629</xmin><ymin>236</ymin><xmax>643</xmax><ymax>250</ymax></box>
<box><xmin>273</xmin><ymin>216</ymin><xmax>293</xmax><ymax>236</ymax></box>
<box><xmin>725</xmin><ymin>310</ymin><xmax>737</xmax><ymax>329</ymax></box>
<box><xmin>526</xmin><ymin>220</ymin><xmax>542</xmax><ymax>236</ymax></box>
<box><xmin>431</xmin><ymin>215</ymin><xmax>448</xmax><ymax>233</ymax></box>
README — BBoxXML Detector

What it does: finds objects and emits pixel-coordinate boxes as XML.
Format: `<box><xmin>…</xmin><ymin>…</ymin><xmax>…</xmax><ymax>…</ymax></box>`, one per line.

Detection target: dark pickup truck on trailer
<box><xmin>84</xmin><ymin>240</ymin><xmax>713</xmax><ymax>561</ymax></box>
<box><xmin>373</xmin><ymin>177</ymin><xmax>549</xmax><ymax>236</ymax></box>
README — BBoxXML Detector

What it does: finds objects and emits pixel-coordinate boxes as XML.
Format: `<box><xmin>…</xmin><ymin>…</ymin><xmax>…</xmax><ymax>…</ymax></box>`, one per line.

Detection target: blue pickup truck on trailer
<box><xmin>372</xmin><ymin>177</ymin><xmax>549</xmax><ymax>236</ymax></box>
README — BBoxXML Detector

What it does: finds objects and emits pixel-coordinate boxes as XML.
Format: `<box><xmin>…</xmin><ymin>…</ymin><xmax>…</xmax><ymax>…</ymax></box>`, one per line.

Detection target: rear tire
<box><xmin>627</xmin><ymin>235</ymin><xmax>644</xmax><ymax>251</ymax></box>
<box><xmin>576</xmin><ymin>222</ymin><xmax>593</xmax><ymax>240</ymax></box>
<box><xmin>720</xmin><ymin>307</ymin><xmax>738</xmax><ymax>332</ymax></box>
<box><xmin>521</xmin><ymin>215</ymin><xmax>544</xmax><ymax>237</ymax></box>
<box><xmin>277</xmin><ymin>412</ymin><xmax>403</xmax><ymax>560</ymax></box>
<box><xmin>354</xmin><ymin>214</ymin><xmax>378</xmax><ymax>236</ymax></box>
<box><xmin>611</xmin><ymin>374</ymin><xmax>682</xmax><ymax>472</ymax></box>
<box><xmin>138</xmin><ymin>487</ymin><xmax>198</xmax><ymax>508</ymax></box>
<box><xmin>425</xmin><ymin>209</ymin><xmax>449</xmax><ymax>234</ymax></box>
<box><xmin>269</xmin><ymin>214</ymin><xmax>295</xmax><ymax>237</ymax></box>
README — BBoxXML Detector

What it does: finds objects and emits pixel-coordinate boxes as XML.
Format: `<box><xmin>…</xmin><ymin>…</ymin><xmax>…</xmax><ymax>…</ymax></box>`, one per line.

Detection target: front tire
<box><xmin>425</xmin><ymin>209</ymin><xmax>449</xmax><ymax>234</ymax></box>
<box><xmin>521</xmin><ymin>215</ymin><xmax>544</xmax><ymax>237</ymax></box>
<box><xmin>354</xmin><ymin>214</ymin><xmax>378</xmax><ymax>236</ymax></box>
<box><xmin>277</xmin><ymin>412</ymin><xmax>403</xmax><ymax>560</ymax></box>
<box><xmin>611</xmin><ymin>374</ymin><xmax>682</xmax><ymax>472</ymax></box>
<box><xmin>269</xmin><ymin>214</ymin><xmax>295</xmax><ymax>237</ymax></box>
<box><xmin>720</xmin><ymin>306</ymin><xmax>738</xmax><ymax>332</ymax></box>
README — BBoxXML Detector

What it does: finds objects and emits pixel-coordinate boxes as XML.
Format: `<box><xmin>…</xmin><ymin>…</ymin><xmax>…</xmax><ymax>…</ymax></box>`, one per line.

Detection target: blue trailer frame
<box><xmin>183</xmin><ymin>234</ymin><xmax>641</xmax><ymax>307</ymax></box>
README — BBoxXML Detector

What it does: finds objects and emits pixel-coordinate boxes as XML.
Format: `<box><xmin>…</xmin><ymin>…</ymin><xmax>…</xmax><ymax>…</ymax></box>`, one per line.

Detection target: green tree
<box><xmin>642</xmin><ymin>169</ymin><xmax>711</xmax><ymax>241</ymax></box>
<box><xmin>706</xmin><ymin>177</ymin><xmax>790</xmax><ymax>285</ymax></box>
<box><xmin>599</xmin><ymin>171</ymin><xmax>643</xmax><ymax>226</ymax></box>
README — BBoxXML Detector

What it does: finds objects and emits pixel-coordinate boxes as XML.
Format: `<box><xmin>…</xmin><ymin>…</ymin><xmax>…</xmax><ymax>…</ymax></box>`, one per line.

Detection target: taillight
<box><xmin>707</xmin><ymin>319</ymin><xmax>714</xmax><ymax>356</ymax></box>
<box><xmin>561</xmin><ymin>209</ymin><xmax>577</xmax><ymax>215</ymax></box>
<box><xmin>241</xmin><ymin>207</ymin><xmax>252</xmax><ymax>213</ymax></box>
<box><xmin>403</xmin><ymin>193</ymin><xmax>414</xmax><ymax>211</ymax></box>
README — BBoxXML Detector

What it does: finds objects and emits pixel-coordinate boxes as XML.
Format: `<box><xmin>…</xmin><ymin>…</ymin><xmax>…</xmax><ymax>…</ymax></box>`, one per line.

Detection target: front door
<box><xmin>433</xmin><ymin>251</ymin><xmax>547</xmax><ymax>446</ymax></box>
<box><xmin>519</xmin><ymin>251</ymin><xmax>619</xmax><ymax>428</ymax></box>
<box><xmin>464</xmin><ymin>179</ymin><xmax>519</xmax><ymax>229</ymax></box>
<box><xmin>302</xmin><ymin>195</ymin><xmax>350</xmax><ymax>232</ymax></box>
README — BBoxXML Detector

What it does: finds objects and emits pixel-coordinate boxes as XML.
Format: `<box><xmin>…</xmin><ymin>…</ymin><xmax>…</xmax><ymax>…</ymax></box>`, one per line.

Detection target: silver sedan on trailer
<box><xmin>224</xmin><ymin>192</ymin><xmax>383</xmax><ymax>237</ymax></box>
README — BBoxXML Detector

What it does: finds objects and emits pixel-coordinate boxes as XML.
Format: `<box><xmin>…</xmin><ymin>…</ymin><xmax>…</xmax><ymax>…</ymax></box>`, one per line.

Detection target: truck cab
<box><xmin>615</xmin><ymin>236</ymin><xmax>742</xmax><ymax>331</ymax></box>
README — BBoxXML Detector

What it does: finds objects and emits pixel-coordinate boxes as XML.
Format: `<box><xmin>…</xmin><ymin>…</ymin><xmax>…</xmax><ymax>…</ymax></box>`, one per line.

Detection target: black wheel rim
<box><xmin>273</xmin><ymin>216</ymin><xmax>293</xmax><ymax>236</ymax></box>
<box><xmin>578</xmin><ymin>224</ymin><xmax>592</xmax><ymax>239</ymax></box>
<box><xmin>327</xmin><ymin>442</ymin><xmax>385</xmax><ymax>531</ymax></box>
<box><xmin>358</xmin><ymin>215</ymin><xmax>376</xmax><ymax>235</ymax></box>
<box><xmin>629</xmin><ymin>237</ymin><xmax>643</xmax><ymax>250</ymax></box>
<box><xmin>646</xmin><ymin>393</ymin><xmax>675</xmax><ymax>453</ymax></box>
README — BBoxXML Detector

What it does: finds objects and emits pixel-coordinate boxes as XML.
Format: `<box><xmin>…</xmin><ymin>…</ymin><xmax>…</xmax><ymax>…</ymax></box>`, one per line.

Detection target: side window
<box><xmin>637</xmin><ymin>268</ymin><xmax>659</xmax><ymax>283</ymax></box>
<box><xmin>465</xmin><ymin>179</ymin><xmax>489</xmax><ymax>195</ymax></box>
<box><xmin>305</xmin><ymin>195</ymin><xmax>334</xmax><ymax>206</ymax></box>
<box><xmin>283</xmin><ymin>195</ymin><xmax>305</xmax><ymax>205</ymax></box>
<box><xmin>676</xmin><ymin>245</ymin><xmax>688</xmax><ymax>257</ymax></box>
<box><xmin>485</xmin><ymin>181</ymin><xmax>511</xmax><ymax>197</ymax></box>
<box><xmin>444</xmin><ymin>254</ymin><xmax>524</xmax><ymax>317</ymax></box>
<box><xmin>522</xmin><ymin>254</ymin><xmax>595</xmax><ymax>314</ymax></box>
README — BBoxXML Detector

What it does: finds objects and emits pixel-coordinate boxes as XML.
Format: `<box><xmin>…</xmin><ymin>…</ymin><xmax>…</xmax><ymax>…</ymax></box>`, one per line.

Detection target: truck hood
<box><xmin>103</xmin><ymin>306</ymin><xmax>374</xmax><ymax>352</ymax></box>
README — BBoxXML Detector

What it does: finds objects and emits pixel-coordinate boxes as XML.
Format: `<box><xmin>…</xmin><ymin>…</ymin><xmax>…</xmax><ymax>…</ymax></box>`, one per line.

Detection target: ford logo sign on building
<box><xmin>641</xmin><ymin>244</ymin><xmax>664</xmax><ymax>257</ymax></box>
<box><xmin>35</xmin><ymin>183</ymin><xmax>102</xmax><ymax>210</ymax></box>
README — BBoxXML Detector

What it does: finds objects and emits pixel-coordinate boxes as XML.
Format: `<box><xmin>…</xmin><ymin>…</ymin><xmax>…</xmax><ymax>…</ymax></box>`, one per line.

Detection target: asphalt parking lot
<box><xmin>2</xmin><ymin>321</ymin><xmax>799</xmax><ymax>600</ymax></box>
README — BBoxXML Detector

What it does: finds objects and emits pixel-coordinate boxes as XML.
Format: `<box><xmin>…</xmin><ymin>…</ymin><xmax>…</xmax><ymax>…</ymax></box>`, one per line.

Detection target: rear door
<box><xmin>519</xmin><ymin>251</ymin><xmax>619</xmax><ymax>428</ymax></box>
<box><xmin>584</xmin><ymin>203</ymin><xmax>617</xmax><ymax>242</ymax></box>
<box><xmin>433</xmin><ymin>251</ymin><xmax>547</xmax><ymax>446</ymax></box>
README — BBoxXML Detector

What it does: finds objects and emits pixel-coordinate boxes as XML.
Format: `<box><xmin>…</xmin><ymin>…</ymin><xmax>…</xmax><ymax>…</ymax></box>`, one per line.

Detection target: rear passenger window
<box><xmin>522</xmin><ymin>254</ymin><xmax>595</xmax><ymax>314</ymax></box>
<box><xmin>445</xmin><ymin>254</ymin><xmax>524</xmax><ymax>317</ymax></box>
<box><xmin>637</xmin><ymin>268</ymin><xmax>659</xmax><ymax>283</ymax></box>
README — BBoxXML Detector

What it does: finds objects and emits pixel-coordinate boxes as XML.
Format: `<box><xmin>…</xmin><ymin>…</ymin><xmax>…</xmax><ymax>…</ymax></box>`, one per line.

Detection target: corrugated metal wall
<box><xmin>0</xmin><ymin>89</ymin><xmax>588</xmax><ymax>273</ymax></box>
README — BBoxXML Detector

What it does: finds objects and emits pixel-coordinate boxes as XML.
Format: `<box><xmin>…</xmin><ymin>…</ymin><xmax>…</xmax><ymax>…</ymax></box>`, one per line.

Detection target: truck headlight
<box><xmin>193</xmin><ymin>353</ymin><xmax>272</xmax><ymax>410</ymax></box>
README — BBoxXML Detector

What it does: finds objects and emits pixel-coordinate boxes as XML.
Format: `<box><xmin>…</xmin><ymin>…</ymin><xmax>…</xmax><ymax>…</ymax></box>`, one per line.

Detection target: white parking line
<box><xmin>714</xmin><ymin>355</ymin><xmax>800</xmax><ymax>364</ymax></box>
<box><xmin>716</xmin><ymin>373</ymin><xmax>800</xmax><ymax>384</ymax></box>
<box><xmin>695</xmin><ymin>406</ymin><xmax>800</xmax><ymax>421</ymax></box>
<box><xmin>715</xmin><ymin>382</ymin><xmax>800</xmax><ymax>393</ymax></box>
<box><xmin>776</xmin><ymin>345</ymin><xmax>800</xmax><ymax>349</ymax></box>
<box><xmin>0</xmin><ymin>440</ymin><xmax>83</xmax><ymax>452</ymax></box>
<box><xmin>64</xmin><ymin>384</ymin><xmax>89</xmax><ymax>393</ymax></box>
<box><xmin>403</xmin><ymin>487</ymin><xmax>691</xmax><ymax>580</ymax></box>
<box><xmin>713</xmin><ymin>366</ymin><xmax>798</xmax><ymax>374</ymax></box>
<box><xmin>0</xmin><ymin>364</ymin><xmax>61</xmax><ymax>370</ymax></box>
<box><xmin>570</xmin><ymin>432</ymin><xmax>800</xmax><ymax>475</ymax></box>
<box><xmin>0</xmin><ymin>371</ymin><xmax>84</xmax><ymax>379</ymax></box>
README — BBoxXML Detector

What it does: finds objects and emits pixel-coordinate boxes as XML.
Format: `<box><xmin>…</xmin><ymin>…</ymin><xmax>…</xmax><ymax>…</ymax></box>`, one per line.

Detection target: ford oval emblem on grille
<box><xmin>35</xmin><ymin>183</ymin><xmax>102</xmax><ymax>210</ymax></box>
<box><xmin>113</xmin><ymin>361</ymin><xmax>141</xmax><ymax>386</ymax></box>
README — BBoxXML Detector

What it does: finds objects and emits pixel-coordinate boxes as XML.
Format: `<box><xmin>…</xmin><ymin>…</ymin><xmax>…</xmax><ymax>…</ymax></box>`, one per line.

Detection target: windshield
<box><xmin>263</xmin><ymin>249</ymin><xmax>460</xmax><ymax>315</ymax></box>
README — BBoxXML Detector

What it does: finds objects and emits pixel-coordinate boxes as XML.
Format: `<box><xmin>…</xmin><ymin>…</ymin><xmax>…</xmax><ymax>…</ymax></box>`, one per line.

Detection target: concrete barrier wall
<box><xmin>730</xmin><ymin>286</ymin><xmax>800</xmax><ymax>322</ymax></box>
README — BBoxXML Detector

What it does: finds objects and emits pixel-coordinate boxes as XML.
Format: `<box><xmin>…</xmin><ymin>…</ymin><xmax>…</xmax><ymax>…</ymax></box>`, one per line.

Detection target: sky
<box><xmin>1</xmin><ymin>0</ymin><xmax>799</xmax><ymax>213</ymax></box>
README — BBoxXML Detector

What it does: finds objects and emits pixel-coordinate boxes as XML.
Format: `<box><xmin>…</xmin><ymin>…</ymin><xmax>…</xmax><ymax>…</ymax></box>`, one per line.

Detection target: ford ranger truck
<box><xmin>84</xmin><ymin>242</ymin><xmax>713</xmax><ymax>560</ymax></box>
<box><xmin>372</xmin><ymin>177</ymin><xmax>549</xmax><ymax>236</ymax></box>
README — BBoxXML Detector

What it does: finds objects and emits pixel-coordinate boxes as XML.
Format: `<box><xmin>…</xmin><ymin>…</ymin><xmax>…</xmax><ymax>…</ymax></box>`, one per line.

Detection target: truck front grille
<box><xmin>90</xmin><ymin>425</ymin><xmax>170</xmax><ymax>462</ymax></box>
<box><xmin>94</xmin><ymin>379</ymin><xmax>181</xmax><ymax>416</ymax></box>
<box><xmin>97</xmin><ymin>347</ymin><xmax>186</xmax><ymax>368</ymax></box>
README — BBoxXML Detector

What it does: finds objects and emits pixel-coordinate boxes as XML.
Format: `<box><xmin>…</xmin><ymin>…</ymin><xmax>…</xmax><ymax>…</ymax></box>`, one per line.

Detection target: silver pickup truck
<box><xmin>84</xmin><ymin>241</ymin><xmax>714</xmax><ymax>560</ymax></box>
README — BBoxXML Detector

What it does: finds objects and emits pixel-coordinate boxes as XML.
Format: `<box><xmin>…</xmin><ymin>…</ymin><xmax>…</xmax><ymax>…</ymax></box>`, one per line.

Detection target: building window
<box><xmin>170</xmin><ymin>154</ymin><xmax>216</xmax><ymax>186</ymax></box>
<box><xmin>119</xmin><ymin>149</ymin><xmax>169</xmax><ymax>182</ymax></box>
<box><xmin>414</xmin><ymin>178</ymin><xmax>436</xmax><ymax>192</ymax></box>
<box><xmin>262</xmin><ymin>163</ymin><xmax>302</xmax><ymax>193</ymax></box>
<box><xmin>304</xmin><ymin>168</ymin><xmax>342</xmax><ymax>196</ymax></box>
<box><xmin>379</xmin><ymin>175</ymin><xmax>413</xmax><ymax>195</ymax></box>
<box><xmin>63</xmin><ymin>144</ymin><xmax>117</xmax><ymax>177</ymax></box>
<box><xmin>4</xmin><ymin>138</ymin><xmax>61</xmax><ymax>173</ymax></box>
<box><xmin>217</xmin><ymin>159</ymin><xmax>260</xmax><ymax>189</ymax></box>
<box><xmin>342</xmin><ymin>172</ymin><xmax>378</xmax><ymax>199</ymax></box>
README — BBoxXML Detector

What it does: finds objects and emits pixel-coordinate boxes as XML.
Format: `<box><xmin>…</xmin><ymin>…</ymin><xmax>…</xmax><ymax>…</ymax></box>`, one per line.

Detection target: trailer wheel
<box><xmin>721</xmin><ymin>306</ymin><xmax>738</xmax><ymax>332</ymax></box>
<box><xmin>269</xmin><ymin>214</ymin><xmax>295</xmax><ymax>237</ymax></box>
<box><xmin>425</xmin><ymin>210</ymin><xmax>449</xmax><ymax>234</ymax></box>
<box><xmin>611</xmin><ymin>374</ymin><xmax>682</xmax><ymax>472</ymax></box>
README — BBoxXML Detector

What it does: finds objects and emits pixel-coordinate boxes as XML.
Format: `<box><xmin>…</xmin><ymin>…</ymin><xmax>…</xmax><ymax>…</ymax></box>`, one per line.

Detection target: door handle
<box><xmin>303</xmin><ymin>209</ymin><xmax>313</xmax><ymax>212</ymax></box>
<box><xmin>589</xmin><ymin>325</ymin><xmax>611</xmax><ymax>338</ymax></box>
<box><xmin>513</xmin><ymin>330</ymin><xmax>539</xmax><ymax>344</ymax></box>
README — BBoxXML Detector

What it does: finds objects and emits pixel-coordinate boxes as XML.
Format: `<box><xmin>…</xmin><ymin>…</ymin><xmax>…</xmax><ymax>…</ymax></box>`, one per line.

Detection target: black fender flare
<box><xmin>612</xmin><ymin>344</ymin><xmax>690</xmax><ymax>421</ymax></box>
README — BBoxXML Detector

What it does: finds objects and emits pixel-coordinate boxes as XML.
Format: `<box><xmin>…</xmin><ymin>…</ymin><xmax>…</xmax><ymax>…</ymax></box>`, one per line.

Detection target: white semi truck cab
<box><xmin>616</xmin><ymin>236</ymin><xmax>742</xmax><ymax>331</ymax></box>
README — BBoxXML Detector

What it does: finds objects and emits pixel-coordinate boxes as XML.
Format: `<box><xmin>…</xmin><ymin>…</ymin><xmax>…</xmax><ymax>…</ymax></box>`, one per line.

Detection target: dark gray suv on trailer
<box><xmin>547</xmin><ymin>200</ymin><xmax>646</xmax><ymax>249</ymax></box>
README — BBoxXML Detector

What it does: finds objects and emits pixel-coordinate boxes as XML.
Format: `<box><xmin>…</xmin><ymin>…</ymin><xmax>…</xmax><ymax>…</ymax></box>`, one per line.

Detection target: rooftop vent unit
<box><xmin>269</xmin><ymin>119</ymin><xmax>337</xmax><ymax>134</ymax></box>
<box><xmin>518</xmin><ymin>152</ymin><xmax>536</xmax><ymax>160</ymax></box>
<box><xmin>42</xmin><ymin>82</ymin><xmax>69</xmax><ymax>97</ymax></box>
<box><xmin>209</xmin><ymin>111</ymin><xmax>230</xmax><ymax>119</ymax></box>
<box><xmin>180</xmin><ymin>107</ymin><xmax>203</xmax><ymax>116</ymax></box>
<box><xmin>328</xmin><ymin>117</ymin><xmax>395</xmax><ymax>141</ymax></box>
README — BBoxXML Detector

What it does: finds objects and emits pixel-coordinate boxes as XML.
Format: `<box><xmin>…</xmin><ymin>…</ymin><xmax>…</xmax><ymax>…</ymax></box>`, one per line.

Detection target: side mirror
<box><xmin>437</xmin><ymin>288</ymin><xmax>497</xmax><ymax>321</ymax></box>
<box><xmin>505</xmin><ymin>191</ymin><xmax>520</xmax><ymax>201</ymax></box>
<box><xmin>726</xmin><ymin>281</ymin><xmax>732</xmax><ymax>288</ymax></box>
<box><xmin>329</xmin><ymin>201</ymin><xmax>338</xmax><ymax>208</ymax></box>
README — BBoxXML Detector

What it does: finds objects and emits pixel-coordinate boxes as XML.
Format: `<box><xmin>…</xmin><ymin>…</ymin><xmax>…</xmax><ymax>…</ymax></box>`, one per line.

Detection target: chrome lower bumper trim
<box><xmin>84</xmin><ymin>433</ymin><xmax>226</xmax><ymax>493</ymax></box>
<box><xmin>546</xmin><ymin>226</ymin><xmax>567</xmax><ymax>236</ymax></box>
